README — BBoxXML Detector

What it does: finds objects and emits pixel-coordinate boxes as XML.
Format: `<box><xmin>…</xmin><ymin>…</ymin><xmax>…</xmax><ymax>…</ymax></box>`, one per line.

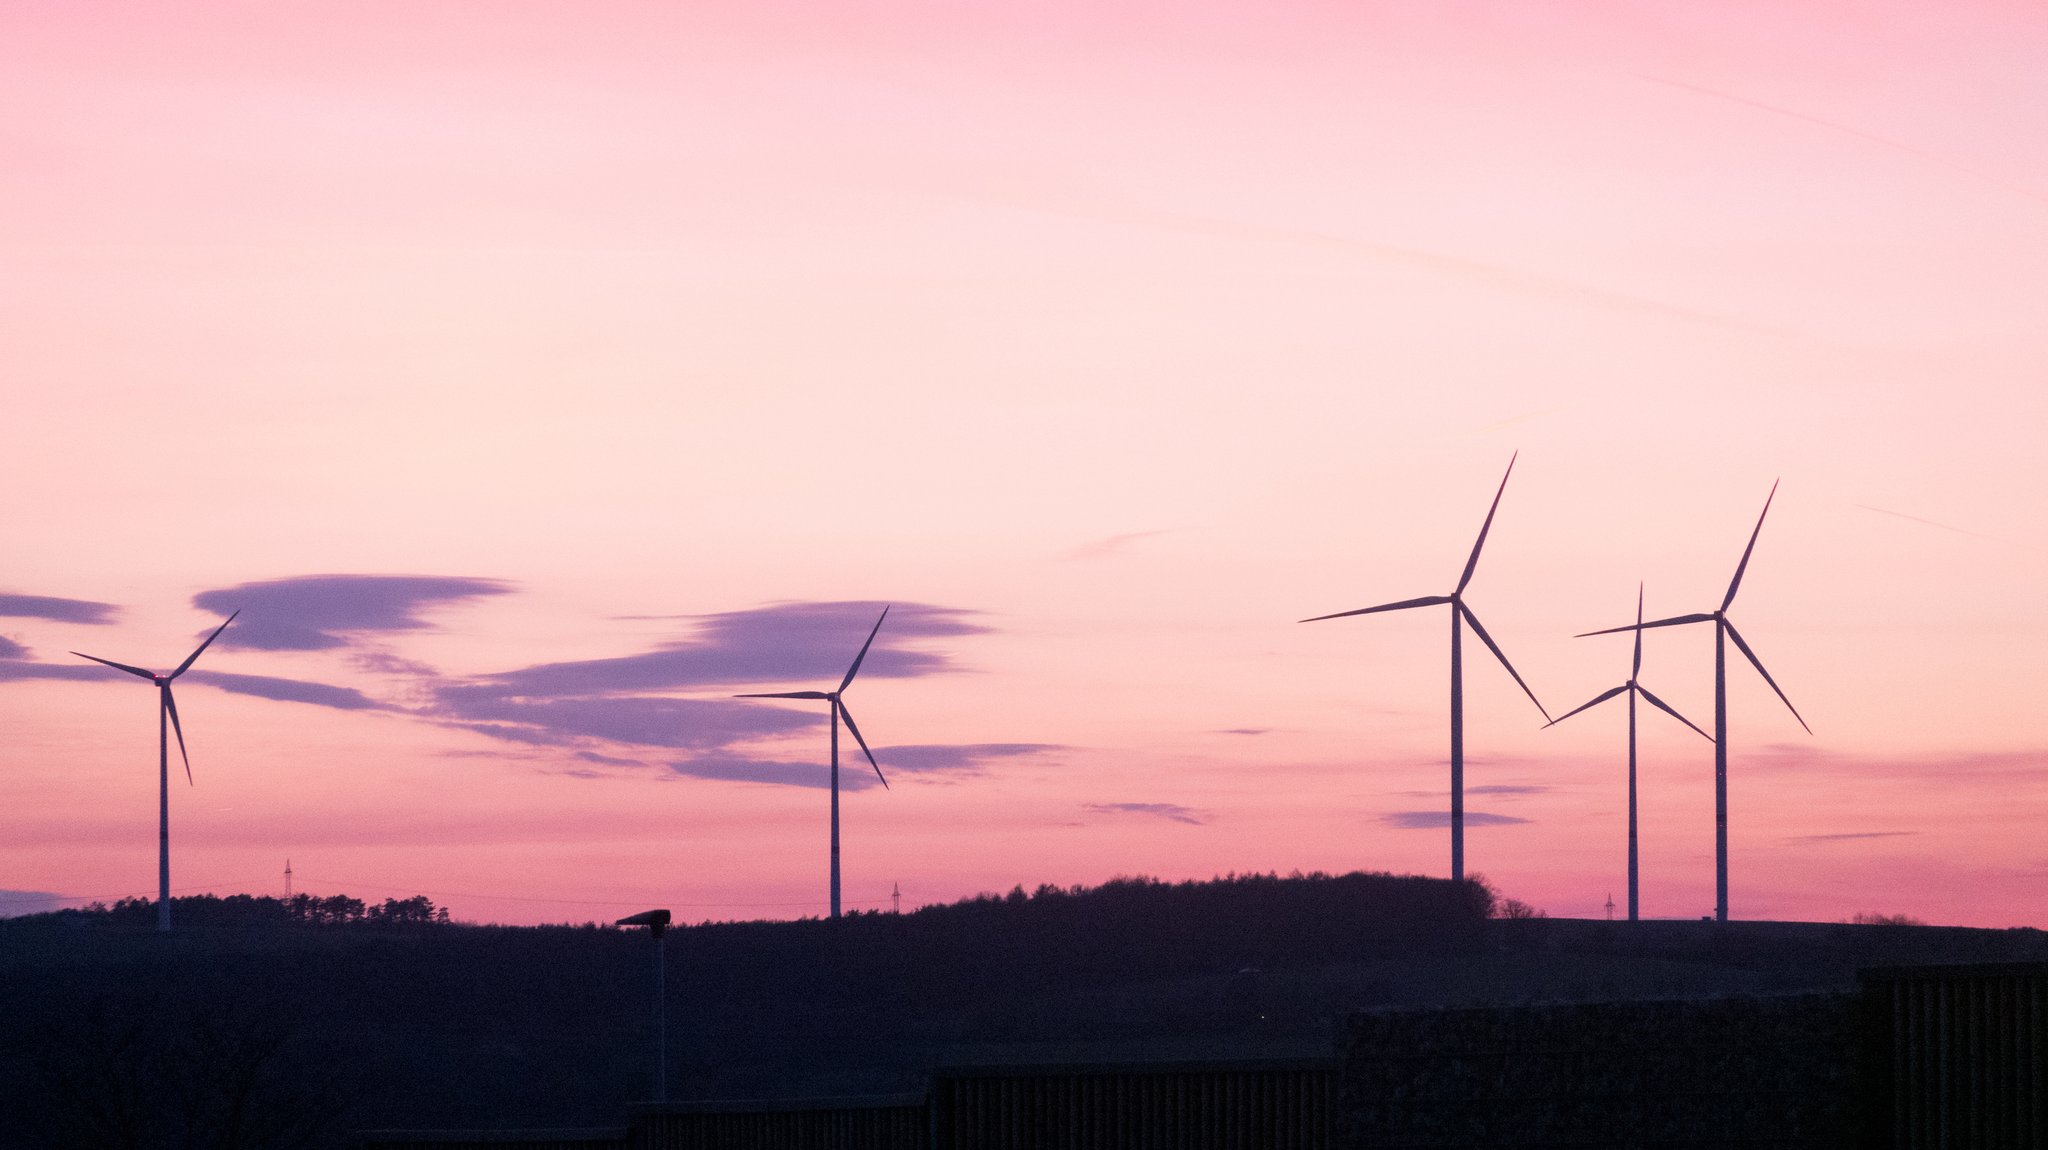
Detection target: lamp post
<box><xmin>616</xmin><ymin>909</ymin><xmax>671</xmax><ymax>1102</ymax></box>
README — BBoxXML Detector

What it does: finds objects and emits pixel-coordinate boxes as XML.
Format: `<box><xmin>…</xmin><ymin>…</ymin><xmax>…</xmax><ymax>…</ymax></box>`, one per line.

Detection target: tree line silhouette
<box><xmin>72</xmin><ymin>891</ymin><xmax>451</xmax><ymax>929</ymax></box>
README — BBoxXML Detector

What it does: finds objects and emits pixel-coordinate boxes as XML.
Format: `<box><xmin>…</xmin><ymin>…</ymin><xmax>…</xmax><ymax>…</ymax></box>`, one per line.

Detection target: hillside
<box><xmin>1</xmin><ymin>872</ymin><xmax>2041</xmax><ymax>1149</ymax></box>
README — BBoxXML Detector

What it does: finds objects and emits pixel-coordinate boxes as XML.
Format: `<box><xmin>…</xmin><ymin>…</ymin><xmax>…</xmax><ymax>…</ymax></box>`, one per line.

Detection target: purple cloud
<box><xmin>0</xmin><ymin>593</ymin><xmax>119</xmax><ymax>625</ymax></box>
<box><xmin>1383</xmin><ymin>810</ymin><xmax>1529</xmax><ymax>829</ymax></box>
<box><xmin>0</xmin><ymin>636</ymin><xmax>27</xmax><ymax>660</ymax></box>
<box><xmin>0</xmin><ymin>661</ymin><xmax>129</xmax><ymax>684</ymax></box>
<box><xmin>192</xmin><ymin>574</ymin><xmax>512</xmax><ymax>651</ymax></box>
<box><xmin>0</xmin><ymin>889</ymin><xmax>71</xmax><ymax>918</ymax></box>
<box><xmin>183</xmin><ymin>670</ymin><xmax>391</xmax><ymax>712</ymax></box>
<box><xmin>1216</xmin><ymin>727</ymin><xmax>1270</xmax><ymax>736</ymax></box>
<box><xmin>666</xmin><ymin>755</ymin><xmax>864</xmax><ymax>790</ymax></box>
<box><xmin>866</xmin><ymin>743</ymin><xmax>1060</xmax><ymax>775</ymax></box>
<box><xmin>1085</xmin><ymin>801</ymin><xmax>1208</xmax><ymax>825</ymax></box>
<box><xmin>428</xmin><ymin>601</ymin><xmax>991</xmax><ymax>761</ymax></box>
<box><xmin>475</xmin><ymin>601</ymin><xmax>985</xmax><ymax>696</ymax></box>
<box><xmin>435</xmin><ymin>689</ymin><xmax>816</xmax><ymax>750</ymax></box>
<box><xmin>0</xmin><ymin>658</ymin><xmax>388</xmax><ymax>712</ymax></box>
<box><xmin>663</xmin><ymin>743</ymin><xmax>1058</xmax><ymax>790</ymax></box>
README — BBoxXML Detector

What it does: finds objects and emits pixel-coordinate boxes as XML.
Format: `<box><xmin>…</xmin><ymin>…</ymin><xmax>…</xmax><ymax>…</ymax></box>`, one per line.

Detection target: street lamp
<box><xmin>616</xmin><ymin>908</ymin><xmax>671</xmax><ymax>1102</ymax></box>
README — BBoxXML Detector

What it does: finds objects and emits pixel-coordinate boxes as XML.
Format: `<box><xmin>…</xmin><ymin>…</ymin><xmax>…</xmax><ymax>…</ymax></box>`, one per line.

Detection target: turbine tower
<box><xmin>735</xmin><ymin>606</ymin><xmax>891</xmax><ymax>920</ymax></box>
<box><xmin>72</xmin><ymin>611</ymin><xmax>239</xmax><ymax>933</ymax></box>
<box><xmin>1546</xmin><ymin>584</ymin><xmax>1711</xmax><ymax>921</ymax></box>
<box><xmin>1303</xmin><ymin>455</ymin><xmax>1550</xmax><ymax>883</ymax></box>
<box><xmin>1579</xmin><ymin>482</ymin><xmax>1808</xmax><ymax>922</ymax></box>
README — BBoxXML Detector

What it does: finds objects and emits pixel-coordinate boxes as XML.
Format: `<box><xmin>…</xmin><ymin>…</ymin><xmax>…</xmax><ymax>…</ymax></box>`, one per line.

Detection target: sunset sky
<box><xmin>4</xmin><ymin>2</ymin><xmax>2045</xmax><ymax>927</ymax></box>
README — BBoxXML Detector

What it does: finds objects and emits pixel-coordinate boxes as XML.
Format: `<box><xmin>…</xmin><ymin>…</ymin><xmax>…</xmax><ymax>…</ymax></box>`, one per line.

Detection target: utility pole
<box><xmin>284</xmin><ymin>858</ymin><xmax>292</xmax><ymax>899</ymax></box>
<box><xmin>892</xmin><ymin>881</ymin><xmax>901</xmax><ymax>915</ymax></box>
<box><xmin>616</xmin><ymin>910</ymin><xmax>671</xmax><ymax>1102</ymax></box>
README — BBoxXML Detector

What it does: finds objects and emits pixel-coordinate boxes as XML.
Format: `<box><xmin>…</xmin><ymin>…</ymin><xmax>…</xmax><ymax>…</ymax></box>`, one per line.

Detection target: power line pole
<box><xmin>892</xmin><ymin>881</ymin><xmax>901</xmax><ymax>915</ymax></box>
<box><xmin>285</xmin><ymin>859</ymin><xmax>292</xmax><ymax>899</ymax></box>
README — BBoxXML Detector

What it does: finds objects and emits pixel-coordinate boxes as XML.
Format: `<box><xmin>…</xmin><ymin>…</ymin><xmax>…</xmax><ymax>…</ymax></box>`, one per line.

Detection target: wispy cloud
<box><xmin>1633</xmin><ymin>73</ymin><xmax>2048</xmax><ymax>208</ymax></box>
<box><xmin>1383</xmin><ymin>810</ymin><xmax>1529</xmax><ymax>829</ymax></box>
<box><xmin>958</xmin><ymin>179</ymin><xmax>1788</xmax><ymax>338</ymax></box>
<box><xmin>1084</xmin><ymin>801</ymin><xmax>1208</xmax><ymax>825</ymax></box>
<box><xmin>0</xmin><ymin>636</ymin><xmax>27</xmax><ymax>660</ymax></box>
<box><xmin>1786</xmin><ymin>830</ymin><xmax>1919</xmax><ymax>845</ymax></box>
<box><xmin>193</xmin><ymin>574</ymin><xmax>512</xmax><ymax>651</ymax></box>
<box><xmin>1216</xmin><ymin>727</ymin><xmax>1270</xmax><ymax>736</ymax></box>
<box><xmin>1059</xmin><ymin>530</ymin><xmax>1168</xmax><ymax>561</ymax></box>
<box><xmin>1466</xmin><ymin>784</ymin><xmax>1548</xmax><ymax>797</ymax></box>
<box><xmin>0</xmin><ymin>593</ymin><xmax>119</xmax><ymax>625</ymax></box>
<box><xmin>1748</xmin><ymin>745</ymin><xmax>2047</xmax><ymax>781</ymax></box>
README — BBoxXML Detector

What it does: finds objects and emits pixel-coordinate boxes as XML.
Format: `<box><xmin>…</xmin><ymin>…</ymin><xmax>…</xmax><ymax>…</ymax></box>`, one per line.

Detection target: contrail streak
<box><xmin>1854</xmin><ymin>503</ymin><xmax>2002</xmax><ymax>541</ymax></box>
<box><xmin>1633</xmin><ymin>73</ymin><xmax>2048</xmax><ymax>208</ymax></box>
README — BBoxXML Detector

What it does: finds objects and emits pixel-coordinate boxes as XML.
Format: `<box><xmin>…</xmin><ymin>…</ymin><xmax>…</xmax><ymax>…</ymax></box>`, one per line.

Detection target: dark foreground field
<box><xmin>2</xmin><ymin>873</ymin><xmax>2042</xmax><ymax>1149</ymax></box>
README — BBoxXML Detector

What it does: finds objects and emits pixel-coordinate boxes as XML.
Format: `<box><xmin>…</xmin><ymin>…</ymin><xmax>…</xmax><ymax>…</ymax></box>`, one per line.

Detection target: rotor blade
<box><xmin>171</xmin><ymin>610</ymin><xmax>240</xmax><ymax>679</ymax></box>
<box><xmin>1722</xmin><ymin>618</ymin><xmax>1811</xmax><ymax>734</ymax></box>
<box><xmin>839</xmin><ymin>606</ymin><xmax>890</xmax><ymax>692</ymax></box>
<box><xmin>1631</xmin><ymin>583</ymin><xmax>1645</xmax><ymax>678</ymax></box>
<box><xmin>1542</xmin><ymin>684</ymin><xmax>1627</xmax><ymax>729</ymax></box>
<box><xmin>1300</xmin><ymin>595</ymin><xmax>1451</xmax><ymax>623</ymax></box>
<box><xmin>733</xmin><ymin>691</ymin><xmax>832</xmax><ymax>700</ymax></box>
<box><xmin>71</xmin><ymin>652</ymin><xmax>157</xmax><ymax>680</ymax></box>
<box><xmin>1722</xmin><ymin>480</ymin><xmax>1779</xmax><ymax>611</ymax></box>
<box><xmin>1575</xmin><ymin>612</ymin><xmax>1715</xmax><ymax>638</ymax></box>
<box><xmin>163</xmin><ymin>687</ymin><xmax>193</xmax><ymax>786</ymax></box>
<box><xmin>1459</xmin><ymin>602</ymin><xmax>1550</xmax><ymax>722</ymax></box>
<box><xmin>836</xmin><ymin>702</ymin><xmax>888</xmax><ymax>790</ymax></box>
<box><xmin>1455</xmin><ymin>451</ymin><xmax>1517</xmax><ymax>595</ymax></box>
<box><xmin>1636</xmin><ymin>685</ymin><xmax>1714</xmax><ymax>742</ymax></box>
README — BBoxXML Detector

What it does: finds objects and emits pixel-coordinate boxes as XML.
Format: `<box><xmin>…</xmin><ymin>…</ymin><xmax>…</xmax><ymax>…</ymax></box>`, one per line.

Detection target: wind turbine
<box><xmin>1545</xmin><ymin>584</ymin><xmax>1711</xmax><ymax>922</ymax></box>
<box><xmin>72</xmin><ymin>611</ymin><xmax>239</xmax><ymax>933</ymax></box>
<box><xmin>1578</xmin><ymin>482</ymin><xmax>1808</xmax><ymax>923</ymax></box>
<box><xmin>735</xmin><ymin>606</ymin><xmax>891</xmax><ymax>920</ymax></box>
<box><xmin>1302</xmin><ymin>455</ymin><xmax>1550</xmax><ymax>883</ymax></box>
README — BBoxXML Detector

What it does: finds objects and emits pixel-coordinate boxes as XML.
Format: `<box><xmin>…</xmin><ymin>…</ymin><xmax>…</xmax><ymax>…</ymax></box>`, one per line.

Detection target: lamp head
<box><xmin>616</xmin><ymin>908</ymin><xmax>671</xmax><ymax>938</ymax></box>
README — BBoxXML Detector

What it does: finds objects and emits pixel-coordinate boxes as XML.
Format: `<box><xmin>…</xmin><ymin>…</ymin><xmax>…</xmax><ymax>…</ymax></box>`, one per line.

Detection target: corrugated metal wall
<box><xmin>362</xmin><ymin>1131</ymin><xmax>627</xmax><ymax>1150</ymax></box>
<box><xmin>364</xmin><ymin>964</ymin><xmax>2048</xmax><ymax>1150</ymax></box>
<box><xmin>929</xmin><ymin>1063</ymin><xmax>1333</xmax><ymax>1150</ymax></box>
<box><xmin>629</xmin><ymin>1104</ymin><xmax>927</xmax><ymax>1150</ymax></box>
<box><xmin>1866</xmin><ymin>964</ymin><xmax>2047</xmax><ymax>1149</ymax></box>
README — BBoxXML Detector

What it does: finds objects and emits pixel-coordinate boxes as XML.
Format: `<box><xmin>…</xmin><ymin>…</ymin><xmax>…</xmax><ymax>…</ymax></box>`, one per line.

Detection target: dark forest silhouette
<box><xmin>2</xmin><ymin>871</ymin><xmax>2041</xmax><ymax>1148</ymax></box>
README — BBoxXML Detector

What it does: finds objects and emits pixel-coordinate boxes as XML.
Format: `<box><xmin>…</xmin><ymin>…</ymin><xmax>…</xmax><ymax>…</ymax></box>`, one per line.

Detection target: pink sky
<box><xmin>3</xmin><ymin>1</ymin><xmax>2045</xmax><ymax>927</ymax></box>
